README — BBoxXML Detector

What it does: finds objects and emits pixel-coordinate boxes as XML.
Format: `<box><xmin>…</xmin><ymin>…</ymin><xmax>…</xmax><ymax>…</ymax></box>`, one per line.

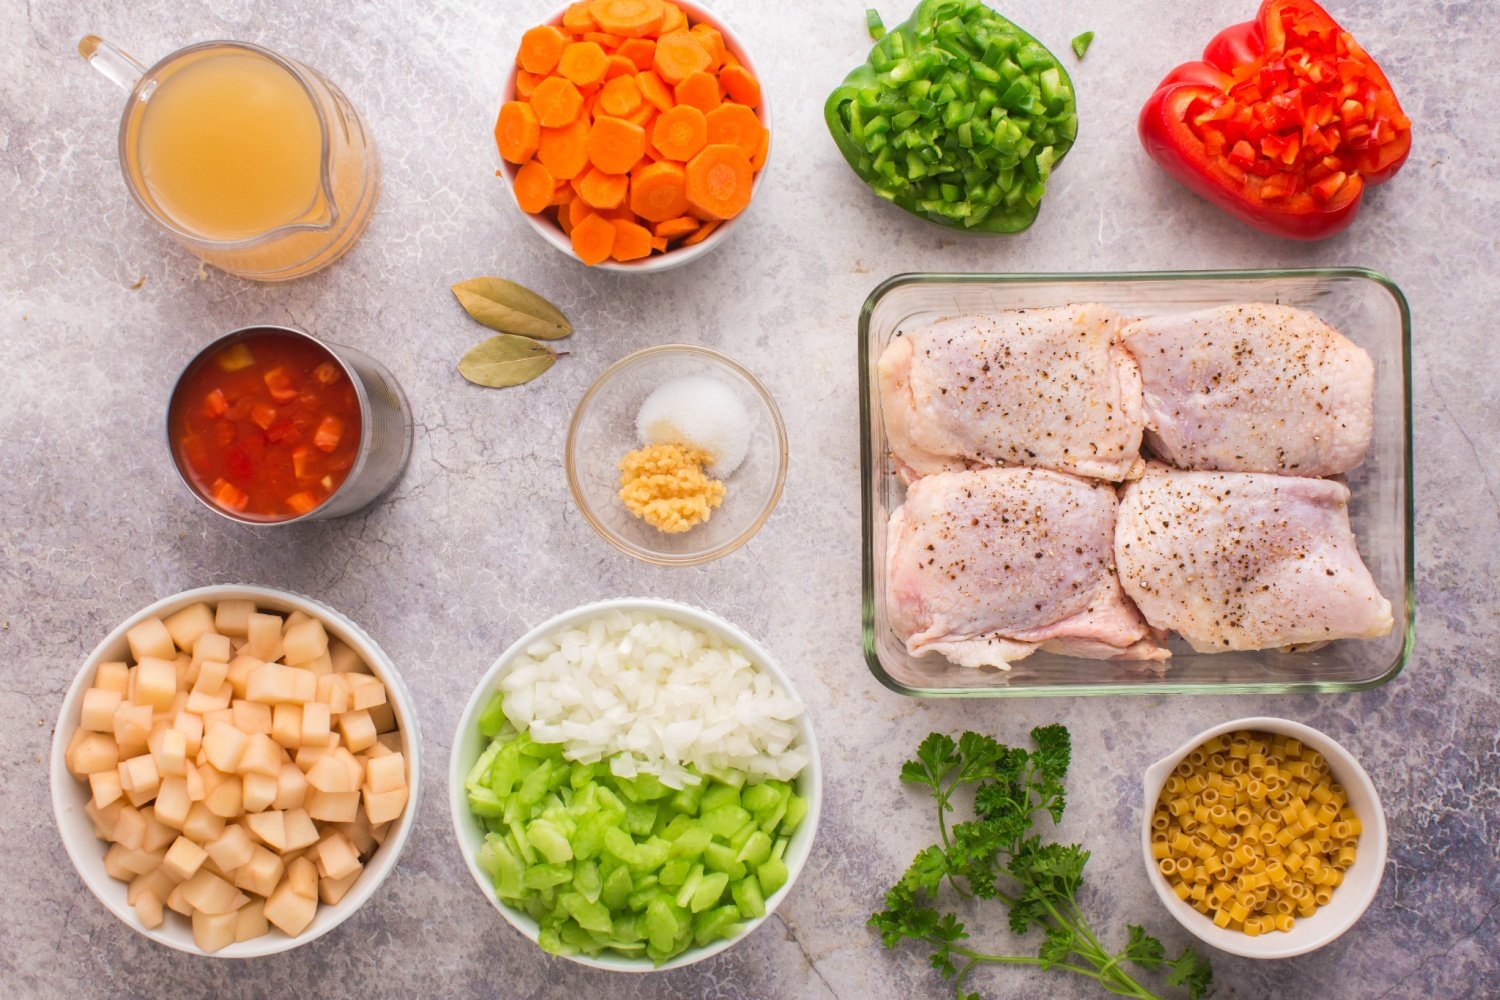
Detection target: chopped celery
<box><xmin>732</xmin><ymin>875</ymin><xmax>766</xmax><ymax>919</ymax></box>
<box><xmin>476</xmin><ymin>691</ymin><xmax>507</xmax><ymax>737</ymax></box>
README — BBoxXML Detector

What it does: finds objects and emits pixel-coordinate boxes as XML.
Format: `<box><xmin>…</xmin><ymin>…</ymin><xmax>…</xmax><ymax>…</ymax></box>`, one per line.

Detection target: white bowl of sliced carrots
<box><xmin>494</xmin><ymin>0</ymin><xmax>770</xmax><ymax>271</ymax></box>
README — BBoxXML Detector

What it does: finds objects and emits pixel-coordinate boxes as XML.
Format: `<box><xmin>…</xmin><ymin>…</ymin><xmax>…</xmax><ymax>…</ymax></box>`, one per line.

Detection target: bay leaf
<box><xmin>458</xmin><ymin>334</ymin><xmax>564</xmax><ymax>388</ymax></box>
<box><xmin>452</xmin><ymin>277</ymin><xmax>573</xmax><ymax>340</ymax></box>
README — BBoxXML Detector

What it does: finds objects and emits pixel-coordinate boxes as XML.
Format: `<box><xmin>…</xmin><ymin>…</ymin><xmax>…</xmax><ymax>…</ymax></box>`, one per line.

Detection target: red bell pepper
<box><xmin>1139</xmin><ymin>0</ymin><xmax>1411</xmax><ymax>240</ymax></box>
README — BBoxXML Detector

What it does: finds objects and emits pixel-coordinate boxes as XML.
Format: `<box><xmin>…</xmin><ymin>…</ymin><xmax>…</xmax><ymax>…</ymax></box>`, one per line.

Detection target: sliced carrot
<box><xmin>516</xmin><ymin>69</ymin><xmax>541</xmax><ymax>99</ymax></box>
<box><xmin>531</xmin><ymin>76</ymin><xmax>584</xmax><ymax>127</ymax></box>
<box><xmin>537</xmin><ymin>119</ymin><xmax>591</xmax><ymax>180</ymax></box>
<box><xmin>585</xmin><ymin>32</ymin><xmax>623</xmax><ymax>51</ymax></box>
<box><xmin>629</xmin><ymin>160</ymin><xmax>689</xmax><ymax>222</ymax></box>
<box><xmin>562</xmin><ymin>1</ymin><xmax>598</xmax><ymax>32</ymax></box>
<box><xmin>558</xmin><ymin>206</ymin><xmax>575</xmax><ymax>236</ymax></box>
<box><xmin>513</xmin><ymin>160</ymin><xmax>555</xmax><ymax>214</ymax></box>
<box><xmin>651</xmin><ymin>236</ymin><xmax>668</xmax><ymax>252</ymax></box>
<box><xmin>720</xmin><ymin>64</ymin><xmax>760</xmax><ymax>108</ymax></box>
<box><xmin>705</xmin><ymin>103</ymin><xmax>763</xmax><ymax>159</ymax></box>
<box><xmin>605</xmin><ymin>54</ymin><xmax>635</xmax><ymax>80</ymax></box>
<box><xmin>684</xmin><ymin>143</ymin><xmax>752</xmax><ymax>220</ymax></box>
<box><xmin>577</xmin><ymin>166</ymin><xmax>629</xmax><ymax>209</ymax></box>
<box><xmin>598</xmin><ymin>74</ymin><xmax>643</xmax><ymax>117</ymax></box>
<box><xmin>636</xmin><ymin>70</ymin><xmax>673</xmax><ymax>112</ymax></box>
<box><xmin>559</xmin><ymin>41</ymin><xmax>610</xmax><ymax>87</ymax></box>
<box><xmin>689</xmin><ymin>25</ymin><xmax>724</xmax><ymax>70</ymax></box>
<box><xmin>749</xmin><ymin>126</ymin><xmax>770</xmax><ymax>171</ymax></box>
<box><xmin>660</xmin><ymin>2</ymin><xmax>686</xmax><ymax>33</ymax></box>
<box><xmin>617</xmin><ymin>37</ymin><xmax>656</xmax><ymax>71</ymax></box>
<box><xmin>628</xmin><ymin>107</ymin><xmax>657</xmax><ymax>133</ymax></box>
<box><xmin>652</xmin><ymin>31</ymin><xmax>710</xmax><ymax>84</ymax></box>
<box><xmin>568</xmin><ymin>194</ymin><xmax>594</xmax><ymax>228</ymax></box>
<box><xmin>495</xmin><ymin>101</ymin><xmax>541</xmax><ymax>164</ymax></box>
<box><xmin>609</xmin><ymin>218</ymin><xmax>654</xmax><ymax>261</ymax></box>
<box><xmin>589</xmin><ymin>0</ymin><xmax>665</xmax><ymax>38</ymax></box>
<box><xmin>651</xmin><ymin>105</ymin><xmax>707</xmax><ymax>161</ymax></box>
<box><xmin>519</xmin><ymin>25</ymin><xmax>567</xmax><ymax>74</ymax></box>
<box><xmin>552</xmin><ymin>181</ymin><xmax>576</xmax><ymax>206</ymax></box>
<box><xmin>570</xmin><ymin>212</ymin><xmax>616</xmax><ymax>265</ymax></box>
<box><xmin>585</xmin><ymin>115</ymin><xmax>647</xmax><ymax>175</ymax></box>
<box><xmin>652</xmin><ymin>215</ymin><xmax>699</xmax><ymax>239</ymax></box>
<box><xmin>674</xmin><ymin>71</ymin><xmax>720</xmax><ymax>113</ymax></box>
<box><xmin>680</xmin><ymin>218</ymin><xmax>719</xmax><ymax>246</ymax></box>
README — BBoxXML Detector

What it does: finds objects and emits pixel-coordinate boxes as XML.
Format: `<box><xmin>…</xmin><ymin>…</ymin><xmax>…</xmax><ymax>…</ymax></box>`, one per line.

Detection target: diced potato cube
<box><xmin>315</xmin><ymin>674</ymin><xmax>350</xmax><ymax>714</ymax></box>
<box><xmin>162</xmin><ymin>835</ymin><xmax>209</xmax><ymax>881</ymax></box>
<box><xmin>112</xmin><ymin>806</ymin><xmax>146</xmax><ymax>850</ymax></box>
<box><xmin>234</xmin><ymin>845</ymin><xmax>284</xmax><ymax>898</ymax></box>
<box><xmin>172</xmin><ymin>711</ymin><xmax>205</xmax><ymax>755</ymax></box>
<box><xmin>232</xmin><ymin>700</ymin><xmax>273</xmax><ymax>735</ymax></box>
<box><xmin>328</xmin><ymin>640</ymin><xmax>368</xmax><ymax>675</ymax></box>
<box><xmin>283</xmin><ymin>809</ymin><xmax>320</xmax><ymax>852</ymax></box>
<box><xmin>304</xmin><ymin>788</ymin><xmax>359</xmax><ymax>823</ymax></box>
<box><xmin>246</xmin><ymin>613</ymin><xmax>284</xmax><ymax>663</ymax></box>
<box><xmin>215</xmin><ymin>600</ymin><xmax>255</xmax><ymax>638</ymax></box>
<box><xmin>153</xmin><ymin>727</ymin><xmax>188</xmax><ymax>777</ymax></box>
<box><xmin>282</xmin><ymin>610</ymin><xmax>312</xmax><ymax>635</ymax></box>
<box><xmin>314</xmin><ymin>832</ymin><xmax>361</xmax><ymax>881</ymax></box>
<box><xmin>271</xmin><ymin>704</ymin><xmax>303</xmax><ymax>749</ymax></box>
<box><xmin>263</xmin><ymin>878</ymin><xmax>318</xmax><ymax>937</ymax></box>
<box><xmin>90</xmin><ymin>768</ymin><xmax>123</xmax><ymax>808</ymax></box>
<box><xmin>185</xmin><ymin>682</ymin><xmax>233</xmax><ymax>714</ymax></box>
<box><xmin>173</xmin><ymin>653</ymin><xmax>195</xmax><ymax>691</ymax></box>
<box><xmin>306</xmin><ymin>756</ymin><xmax>353</xmax><ymax>795</ymax></box>
<box><xmin>103</xmin><ymin>843</ymin><xmax>134</xmax><ymax>881</ymax></box>
<box><xmin>365</xmin><ymin>753</ymin><xmax>406</xmax><ymax>794</ymax></box>
<box><xmin>202</xmin><ymin>721</ymin><xmax>248</xmax><ymax>773</ymax></box>
<box><xmin>166</xmin><ymin>880</ymin><xmax>193</xmax><ymax>916</ymax></box>
<box><xmin>206</xmin><ymin>823</ymin><xmax>256</xmax><ymax>871</ymax></box>
<box><xmin>201</xmin><ymin>707</ymin><xmax>234</xmax><ymax>732</ymax></box>
<box><xmin>298</xmin><ymin>653</ymin><xmax>333</xmax><ymax>677</ymax></box>
<box><xmin>128</xmin><ymin>867</ymin><xmax>176</xmax><ymax>906</ymax></box>
<box><xmin>184</xmin><ymin>765</ymin><xmax>206</xmax><ymax>802</ymax></box>
<box><xmin>247</xmin><ymin>663</ymin><xmax>317</xmax><ymax>706</ymax></box>
<box><xmin>134</xmin><ymin>657</ymin><xmax>179</xmax><ymax>710</ymax></box>
<box><xmin>370</xmin><ymin>821</ymin><xmax>393</xmax><ymax>847</ymax></box>
<box><xmin>245</xmin><ymin>810</ymin><xmax>286</xmax><ymax>851</ymax></box>
<box><xmin>94</xmin><ymin>661</ymin><xmax>130</xmax><ymax>694</ymax></box>
<box><xmin>282</xmin><ymin>619</ymin><xmax>328</xmax><ymax>666</ymax></box>
<box><xmin>113</xmin><ymin>703</ymin><xmax>154</xmax><ymax>758</ymax></box>
<box><xmin>80</xmin><ymin>688</ymin><xmax>123</xmax><ymax>732</ymax></box>
<box><xmin>192</xmin><ymin>909</ymin><xmax>238</xmax><ymax>953</ymax></box>
<box><xmin>181</xmin><ymin>868</ymin><xmax>247</xmax><ymax>915</ymax></box>
<box><xmin>164</xmin><ymin>603</ymin><xmax>216</xmax><ymax>654</ymax></box>
<box><xmin>274</xmin><ymin>763</ymin><xmax>308</xmax><ymax>810</ymax></box>
<box><xmin>337</xmin><ymin>710</ymin><xmax>377</xmax><ymax>752</ymax></box>
<box><xmin>348</xmin><ymin>675</ymin><xmax>388</xmax><ymax>711</ymax></box>
<box><xmin>363</xmin><ymin>785</ymin><xmax>408</xmax><ymax>827</ymax></box>
<box><xmin>376</xmin><ymin>732</ymin><xmax>403</xmax><ymax>754</ymax></box>
<box><xmin>134</xmin><ymin>892</ymin><xmax>165</xmax><ymax>928</ymax></box>
<box><xmin>318</xmin><ymin>867</ymin><xmax>362</xmax><ymax>906</ymax></box>
<box><xmin>68</xmin><ymin>732</ymin><xmax>120</xmax><ymax>778</ymax></box>
<box><xmin>295</xmin><ymin>745</ymin><xmax>332</xmax><ymax>771</ymax></box>
<box><xmin>85</xmin><ymin>798</ymin><xmax>123</xmax><ymax>841</ymax></box>
<box><xmin>300</xmin><ymin>702</ymin><xmax>332</xmax><ymax>747</ymax></box>
<box><xmin>182</xmin><ymin>802</ymin><xmax>226</xmax><ymax>844</ymax></box>
<box><xmin>226</xmin><ymin>655</ymin><xmax>263</xmax><ymax>700</ymax></box>
<box><xmin>242</xmin><ymin>772</ymin><xmax>277</xmax><ymax>813</ymax></box>
<box><xmin>369</xmin><ymin>702</ymin><xmax>398</xmax><ymax>735</ymax></box>
<box><xmin>234</xmin><ymin>899</ymin><xmax>269</xmax><ymax>942</ymax></box>
<box><xmin>335</xmin><ymin>810</ymin><xmax>375</xmax><ymax>858</ymax></box>
<box><xmin>205</xmin><ymin>775</ymin><xmax>244</xmax><ymax>818</ymax></box>
<box><xmin>127</xmin><ymin>617</ymin><xmax>176</xmax><ymax>663</ymax></box>
<box><xmin>119</xmin><ymin>752</ymin><xmax>160</xmax><ymax>796</ymax></box>
<box><xmin>193</xmin><ymin>659</ymin><xmax>230</xmax><ymax>694</ymax></box>
<box><xmin>192</xmin><ymin>632</ymin><xmax>233</xmax><ymax>670</ymax></box>
<box><xmin>154</xmin><ymin>777</ymin><xmax>191</xmax><ymax>828</ymax></box>
<box><xmin>140</xmin><ymin>806</ymin><xmax>176</xmax><ymax>852</ymax></box>
<box><xmin>286</xmin><ymin>855</ymin><xmax>319</xmax><ymax>898</ymax></box>
<box><xmin>235</xmin><ymin>733</ymin><xmax>282</xmax><ymax>779</ymax></box>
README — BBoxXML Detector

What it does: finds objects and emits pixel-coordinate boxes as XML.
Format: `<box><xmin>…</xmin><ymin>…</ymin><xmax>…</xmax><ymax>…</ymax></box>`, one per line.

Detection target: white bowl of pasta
<box><xmin>1140</xmin><ymin>717</ymin><xmax>1387</xmax><ymax>959</ymax></box>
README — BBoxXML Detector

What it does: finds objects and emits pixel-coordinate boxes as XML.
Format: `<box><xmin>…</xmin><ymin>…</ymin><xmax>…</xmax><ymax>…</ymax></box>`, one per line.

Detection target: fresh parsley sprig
<box><xmin>870</xmin><ymin>726</ymin><xmax>1214</xmax><ymax>1000</ymax></box>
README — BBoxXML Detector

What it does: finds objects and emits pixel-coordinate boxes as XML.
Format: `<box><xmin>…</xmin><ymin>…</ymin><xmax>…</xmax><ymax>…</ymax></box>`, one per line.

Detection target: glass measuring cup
<box><xmin>79</xmin><ymin>36</ymin><xmax>380</xmax><ymax>281</ymax></box>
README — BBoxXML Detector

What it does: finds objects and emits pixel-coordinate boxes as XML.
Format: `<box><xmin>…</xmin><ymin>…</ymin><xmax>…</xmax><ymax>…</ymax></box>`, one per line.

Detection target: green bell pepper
<box><xmin>824</xmin><ymin>0</ymin><xmax>1078</xmax><ymax>233</ymax></box>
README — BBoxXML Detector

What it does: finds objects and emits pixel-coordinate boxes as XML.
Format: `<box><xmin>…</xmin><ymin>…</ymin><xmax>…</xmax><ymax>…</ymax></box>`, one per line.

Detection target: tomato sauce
<box><xmin>169</xmin><ymin>330</ymin><xmax>362</xmax><ymax>521</ymax></box>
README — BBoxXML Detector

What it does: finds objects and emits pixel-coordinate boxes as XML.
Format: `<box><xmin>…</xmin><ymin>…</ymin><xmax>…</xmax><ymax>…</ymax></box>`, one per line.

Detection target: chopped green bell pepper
<box><xmin>825</xmin><ymin>0</ymin><xmax>1077</xmax><ymax>233</ymax></box>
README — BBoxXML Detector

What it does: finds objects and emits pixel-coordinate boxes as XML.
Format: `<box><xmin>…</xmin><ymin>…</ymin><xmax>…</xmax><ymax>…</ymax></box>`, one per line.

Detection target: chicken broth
<box><xmin>169</xmin><ymin>330</ymin><xmax>361</xmax><ymax>521</ymax></box>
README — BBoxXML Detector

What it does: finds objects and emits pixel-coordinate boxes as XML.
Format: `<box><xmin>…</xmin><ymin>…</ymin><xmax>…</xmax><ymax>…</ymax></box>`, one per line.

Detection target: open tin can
<box><xmin>165</xmin><ymin>324</ymin><xmax>412</xmax><ymax>525</ymax></box>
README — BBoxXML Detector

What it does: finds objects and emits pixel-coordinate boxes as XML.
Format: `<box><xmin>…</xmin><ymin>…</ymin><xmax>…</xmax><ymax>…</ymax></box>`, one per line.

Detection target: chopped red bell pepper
<box><xmin>1138</xmin><ymin>0</ymin><xmax>1411</xmax><ymax>239</ymax></box>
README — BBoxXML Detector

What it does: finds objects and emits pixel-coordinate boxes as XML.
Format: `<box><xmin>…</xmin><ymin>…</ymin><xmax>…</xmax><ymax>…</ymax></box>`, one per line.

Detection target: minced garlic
<box><xmin>618</xmin><ymin>443</ymin><xmax>726</xmax><ymax>533</ymax></box>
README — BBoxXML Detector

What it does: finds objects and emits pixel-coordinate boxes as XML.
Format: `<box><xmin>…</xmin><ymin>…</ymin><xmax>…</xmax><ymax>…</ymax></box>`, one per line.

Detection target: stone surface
<box><xmin>2</xmin><ymin>1</ymin><xmax>1496</xmax><ymax>998</ymax></box>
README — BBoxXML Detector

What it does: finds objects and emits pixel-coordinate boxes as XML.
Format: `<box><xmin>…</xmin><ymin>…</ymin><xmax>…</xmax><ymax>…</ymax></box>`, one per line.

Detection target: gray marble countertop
<box><xmin>3</xmin><ymin>1</ymin><xmax>1496</xmax><ymax>997</ymax></box>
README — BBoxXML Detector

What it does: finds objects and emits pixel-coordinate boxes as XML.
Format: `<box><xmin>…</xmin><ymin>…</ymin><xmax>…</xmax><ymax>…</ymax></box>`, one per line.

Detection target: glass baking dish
<box><xmin>860</xmin><ymin>269</ymin><xmax>1414</xmax><ymax>698</ymax></box>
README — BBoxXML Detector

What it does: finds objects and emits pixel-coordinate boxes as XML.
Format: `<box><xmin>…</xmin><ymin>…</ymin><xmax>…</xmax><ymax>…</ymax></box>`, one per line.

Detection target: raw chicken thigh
<box><xmin>1121</xmin><ymin>304</ymin><xmax>1374</xmax><ymax>476</ymax></box>
<box><xmin>887</xmin><ymin>467</ymin><xmax>1166</xmax><ymax>668</ymax></box>
<box><xmin>878</xmin><ymin>305</ymin><xmax>1146</xmax><ymax>483</ymax></box>
<box><xmin>1115</xmin><ymin>464</ymin><xmax>1393</xmax><ymax>653</ymax></box>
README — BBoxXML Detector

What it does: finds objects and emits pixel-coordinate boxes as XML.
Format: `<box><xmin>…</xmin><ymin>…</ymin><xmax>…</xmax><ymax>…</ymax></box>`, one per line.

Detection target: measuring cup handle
<box><xmin>78</xmin><ymin>35</ymin><xmax>146</xmax><ymax>91</ymax></box>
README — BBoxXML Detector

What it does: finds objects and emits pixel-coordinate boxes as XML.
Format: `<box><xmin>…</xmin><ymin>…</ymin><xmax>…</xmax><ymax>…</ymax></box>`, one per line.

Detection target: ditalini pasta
<box><xmin>1150</xmin><ymin>730</ymin><xmax>1361</xmax><ymax>935</ymax></box>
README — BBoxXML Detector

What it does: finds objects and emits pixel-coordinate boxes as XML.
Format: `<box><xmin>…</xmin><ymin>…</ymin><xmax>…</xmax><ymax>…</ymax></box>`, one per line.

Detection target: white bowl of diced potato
<box><xmin>50</xmin><ymin>586</ymin><xmax>421</xmax><ymax>958</ymax></box>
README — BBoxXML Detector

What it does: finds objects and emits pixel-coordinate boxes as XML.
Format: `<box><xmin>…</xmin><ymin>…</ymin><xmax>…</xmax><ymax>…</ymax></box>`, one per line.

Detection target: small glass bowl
<box><xmin>566</xmin><ymin>345</ymin><xmax>786</xmax><ymax>566</ymax></box>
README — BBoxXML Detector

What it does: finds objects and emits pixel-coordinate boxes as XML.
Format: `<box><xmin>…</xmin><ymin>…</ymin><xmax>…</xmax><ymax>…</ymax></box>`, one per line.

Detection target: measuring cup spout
<box><xmin>78</xmin><ymin>35</ymin><xmax>145</xmax><ymax>91</ymax></box>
